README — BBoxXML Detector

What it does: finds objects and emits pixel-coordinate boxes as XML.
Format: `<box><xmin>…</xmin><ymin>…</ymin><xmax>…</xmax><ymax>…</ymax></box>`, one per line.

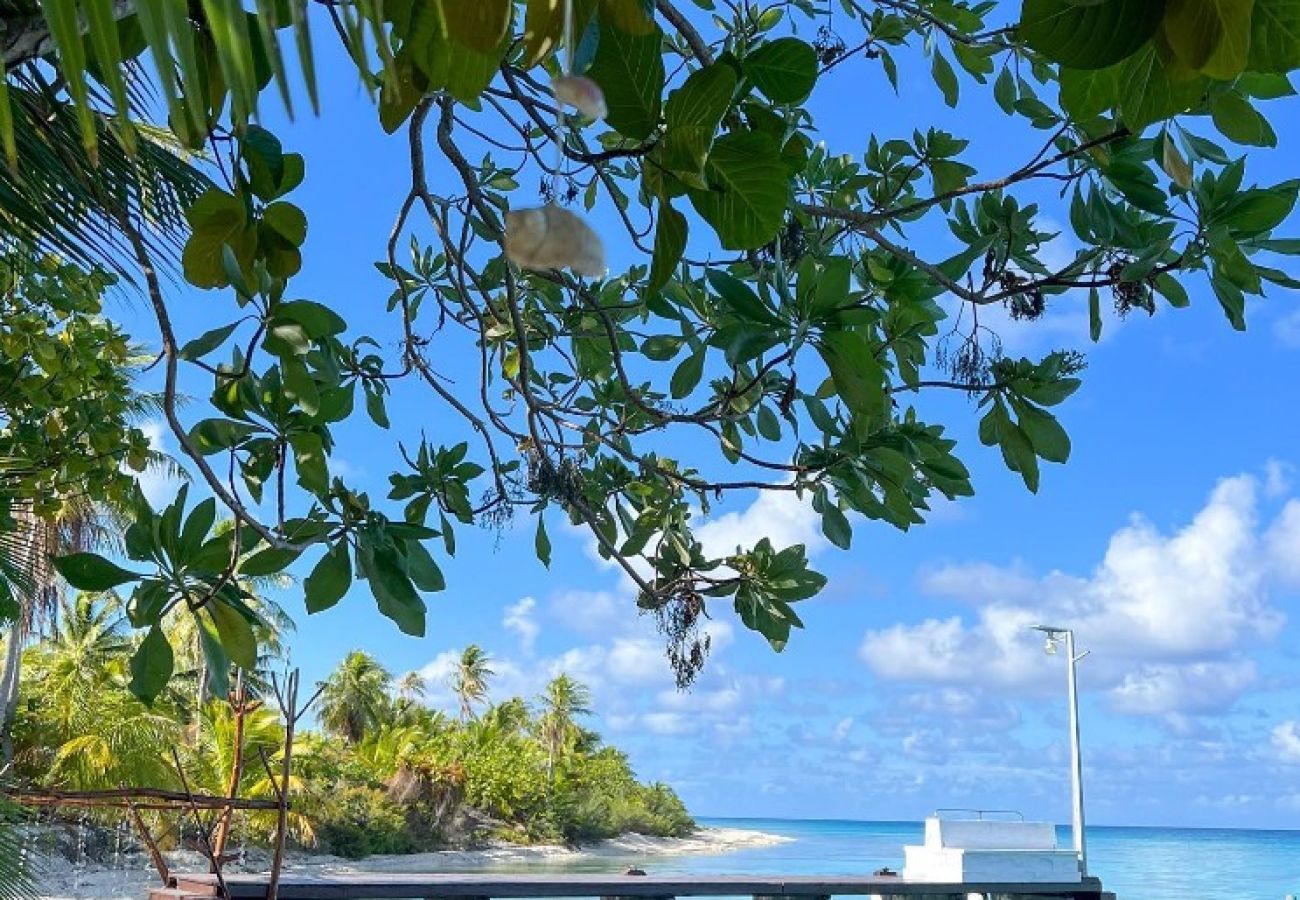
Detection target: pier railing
<box><xmin>155</xmin><ymin>871</ymin><xmax>1114</xmax><ymax>900</ymax></box>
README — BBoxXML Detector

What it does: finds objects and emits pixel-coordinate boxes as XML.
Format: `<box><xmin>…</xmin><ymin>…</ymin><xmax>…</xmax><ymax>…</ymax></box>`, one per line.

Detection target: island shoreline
<box><xmin>30</xmin><ymin>825</ymin><xmax>792</xmax><ymax>899</ymax></box>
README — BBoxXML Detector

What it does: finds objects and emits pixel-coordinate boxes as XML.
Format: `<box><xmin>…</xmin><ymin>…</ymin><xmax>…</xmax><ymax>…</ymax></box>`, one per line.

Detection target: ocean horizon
<box><xmin>461</xmin><ymin>816</ymin><xmax>1300</xmax><ymax>900</ymax></box>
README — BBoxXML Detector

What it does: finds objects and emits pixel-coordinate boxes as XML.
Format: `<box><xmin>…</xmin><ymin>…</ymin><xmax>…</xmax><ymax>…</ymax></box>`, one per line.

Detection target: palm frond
<box><xmin>0</xmin><ymin>70</ymin><xmax>211</xmax><ymax>278</ymax></box>
<box><xmin>0</xmin><ymin>789</ymin><xmax>37</xmax><ymax>900</ymax></box>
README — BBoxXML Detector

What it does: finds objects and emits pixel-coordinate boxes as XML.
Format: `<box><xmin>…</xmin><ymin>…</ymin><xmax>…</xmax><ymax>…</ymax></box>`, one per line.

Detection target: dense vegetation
<box><xmin>4</xmin><ymin>594</ymin><xmax>692</xmax><ymax>859</ymax></box>
<box><xmin>3</xmin><ymin>0</ymin><xmax>1300</xmax><ymax>887</ymax></box>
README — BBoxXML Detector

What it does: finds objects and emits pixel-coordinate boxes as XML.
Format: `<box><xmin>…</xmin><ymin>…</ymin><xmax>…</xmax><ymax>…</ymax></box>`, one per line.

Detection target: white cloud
<box><xmin>1271</xmin><ymin>721</ymin><xmax>1300</xmax><ymax>764</ymax></box>
<box><xmin>547</xmin><ymin>589</ymin><xmax>628</xmax><ymax>638</ymax></box>
<box><xmin>502</xmin><ymin>597</ymin><xmax>539</xmax><ymax>653</ymax></box>
<box><xmin>833</xmin><ymin>716</ymin><xmax>855</xmax><ymax>742</ymax></box>
<box><xmin>861</xmin><ymin>474</ymin><xmax>1290</xmax><ymax>716</ymax></box>
<box><xmin>695</xmin><ymin>489</ymin><xmax>826</xmax><ymax>558</ymax></box>
<box><xmin>1265</xmin><ymin>499</ymin><xmax>1300</xmax><ymax>586</ymax></box>
<box><xmin>1264</xmin><ymin>460</ymin><xmax>1294</xmax><ymax>498</ymax></box>
<box><xmin>1108</xmin><ymin>661</ymin><xmax>1258</xmax><ymax>716</ymax></box>
<box><xmin>134</xmin><ymin>420</ymin><xmax>186</xmax><ymax>507</ymax></box>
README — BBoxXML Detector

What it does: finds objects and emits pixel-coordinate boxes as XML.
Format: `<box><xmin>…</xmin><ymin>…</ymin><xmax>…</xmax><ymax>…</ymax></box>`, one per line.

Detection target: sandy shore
<box><xmin>29</xmin><ymin>826</ymin><xmax>791</xmax><ymax>899</ymax></box>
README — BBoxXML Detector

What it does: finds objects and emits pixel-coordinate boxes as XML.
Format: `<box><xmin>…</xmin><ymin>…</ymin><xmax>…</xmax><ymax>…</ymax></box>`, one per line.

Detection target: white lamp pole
<box><xmin>1032</xmin><ymin>625</ymin><xmax>1088</xmax><ymax>876</ymax></box>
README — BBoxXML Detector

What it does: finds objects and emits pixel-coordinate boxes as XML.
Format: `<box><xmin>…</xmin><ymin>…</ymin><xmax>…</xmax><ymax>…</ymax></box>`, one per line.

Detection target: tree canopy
<box><xmin>3</xmin><ymin>0</ymin><xmax>1299</xmax><ymax>697</ymax></box>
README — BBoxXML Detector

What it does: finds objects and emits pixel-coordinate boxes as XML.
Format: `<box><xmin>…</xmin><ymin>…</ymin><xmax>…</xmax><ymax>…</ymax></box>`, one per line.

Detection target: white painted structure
<box><xmin>903</xmin><ymin>815</ymin><xmax>1082</xmax><ymax>884</ymax></box>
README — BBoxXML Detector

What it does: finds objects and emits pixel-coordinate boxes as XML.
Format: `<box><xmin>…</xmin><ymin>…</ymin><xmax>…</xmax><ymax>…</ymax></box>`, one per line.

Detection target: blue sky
<box><xmin>109</xmin><ymin>14</ymin><xmax>1300</xmax><ymax>830</ymax></box>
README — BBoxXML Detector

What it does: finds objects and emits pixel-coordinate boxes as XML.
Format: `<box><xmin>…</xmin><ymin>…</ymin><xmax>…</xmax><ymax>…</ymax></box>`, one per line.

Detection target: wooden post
<box><xmin>211</xmin><ymin>670</ymin><xmax>250</xmax><ymax>868</ymax></box>
<box><xmin>124</xmin><ymin>792</ymin><xmax>169</xmax><ymax>886</ymax></box>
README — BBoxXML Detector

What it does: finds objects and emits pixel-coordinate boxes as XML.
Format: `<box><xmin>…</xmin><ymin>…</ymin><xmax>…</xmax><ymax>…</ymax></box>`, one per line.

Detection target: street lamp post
<box><xmin>1032</xmin><ymin>625</ymin><xmax>1089</xmax><ymax>876</ymax></box>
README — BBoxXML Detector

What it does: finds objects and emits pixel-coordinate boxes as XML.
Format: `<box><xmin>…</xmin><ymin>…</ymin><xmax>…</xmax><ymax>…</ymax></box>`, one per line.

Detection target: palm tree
<box><xmin>449</xmin><ymin>645</ymin><xmax>494</xmax><ymax>721</ymax></box>
<box><xmin>19</xmin><ymin>593</ymin><xmax>182</xmax><ymax>790</ymax></box>
<box><xmin>0</xmin><ymin>501</ymin><xmax>102</xmax><ymax>763</ymax></box>
<box><xmin>317</xmin><ymin>651</ymin><xmax>393</xmax><ymax>744</ymax></box>
<box><xmin>396</xmin><ymin>671</ymin><xmax>427</xmax><ymax>706</ymax></box>
<box><xmin>537</xmin><ymin>674</ymin><xmax>591</xmax><ymax>781</ymax></box>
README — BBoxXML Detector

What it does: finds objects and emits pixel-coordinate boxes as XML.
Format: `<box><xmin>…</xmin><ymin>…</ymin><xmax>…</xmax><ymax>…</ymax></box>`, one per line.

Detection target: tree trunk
<box><xmin>0</xmin><ymin>618</ymin><xmax>26</xmax><ymax>764</ymax></box>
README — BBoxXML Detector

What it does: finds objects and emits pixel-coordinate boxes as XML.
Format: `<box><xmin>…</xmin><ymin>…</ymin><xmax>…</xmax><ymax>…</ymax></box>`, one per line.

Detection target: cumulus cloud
<box><xmin>502</xmin><ymin>597</ymin><xmax>539</xmax><ymax>653</ymax></box>
<box><xmin>695</xmin><ymin>489</ymin><xmax>827</xmax><ymax>558</ymax></box>
<box><xmin>860</xmin><ymin>474</ymin><xmax>1291</xmax><ymax>716</ymax></box>
<box><xmin>1272</xmin><ymin>721</ymin><xmax>1300</xmax><ymax>763</ymax></box>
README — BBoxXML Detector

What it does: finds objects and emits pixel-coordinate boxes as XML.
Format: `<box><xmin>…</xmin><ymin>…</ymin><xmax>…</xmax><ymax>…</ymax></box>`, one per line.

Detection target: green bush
<box><xmin>313</xmin><ymin>786</ymin><xmax>417</xmax><ymax>859</ymax></box>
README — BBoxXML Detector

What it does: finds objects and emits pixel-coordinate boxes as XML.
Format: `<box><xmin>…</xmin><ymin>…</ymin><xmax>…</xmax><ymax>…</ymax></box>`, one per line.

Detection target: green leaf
<box><xmin>821</xmin><ymin>502</ymin><xmax>852</xmax><ymax>550</ymax></box>
<box><xmin>262</xmin><ymin>202</ymin><xmax>308</xmax><ymax>246</ymax></box>
<box><xmin>358</xmin><ymin>539</ymin><xmax>426</xmax><ymax>636</ymax></box>
<box><xmin>365</xmin><ymin>385</ymin><xmax>391</xmax><ymax>428</ymax></box>
<box><xmin>1210</xmin><ymin>91</ymin><xmax>1277</xmax><ymax>146</ymax></box>
<box><xmin>586</xmin><ymin>20</ymin><xmax>664</xmax><ymax>140</ymax></box>
<box><xmin>649</xmin><ymin>204</ymin><xmax>687</xmax><ymax>293</ymax></box>
<box><xmin>405</xmin><ymin>539</ymin><xmax>446</xmax><ymax>592</ymax></box>
<box><xmin>1118</xmin><ymin>46</ymin><xmax>1210</xmax><ymax>130</ymax></box>
<box><xmin>442</xmin><ymin>0</ymin><xmax>510</xmax><ymax>53</ymax></box>
<box><xmin>1089</xmin><ymin>286</ymin><xmax>1103</xmax><ymax>341</ymax></box>
<box><xmin>642</xmin><ymin>335</ymin><xmax>684</xmax><ymax>361</ymax></box>
<box><xmin>670</xmin><ymin>347</ymin><xmax>705</xmax><ymax>398</ymax></box>
<box><xmin>1019</xmin><ymin>0</ymin><xmax>1166</xmax><ymax>69</ymax></box>
<box><xmin>183</xmin><ymin>189</ymin><xmax>253</xmax><ymax>289</ymax></box>
<box><xmin>289</xmin><ymin>431</ymin><xmax>329</xmax><ymax>494</ymax></box>
<box><xmin>209</xmin><ymin>599</ymin><xmax>258</xmax><ymax>669</ymax></box>
<box><xmin>1249</xmin><ymin>0</ymin><xmax>1300</xmax><ymax>71</ymax></box>
<box><xmin>1014</xmin><ymin>401</ymin><xmax>1072</xmax><ymax>463</ymax></box>
<box><xmin>818</xmin><ymin>330</ymin><xmax>884</xmax><ymax>426</ymax></box>
<box><xmin>180</xmin><ymin>322</ymin><xmax>240</xmax><ymax>361</ymax></box>
<box><xmin>190</xmin><ymin>419</ymin><xmax>257</xmax><ymax>455</ymax></box>
<box><xmin>51</xmin><ymin>553</ymin><xmax>140</xmax><ymax>591</ymax></box>
<box><xmin>658</xmin><ymin>63</ymin><xmax>737</xmax><ymax>181</ymax></box>
<box><xmin>1162</xmin><ymin>0</ymin><xmax>1254</xmax><ymax>78</ymax></box>
<box><xmin>241</xmin><ymin>545</ymin><xmax>301</xmax><ymax>576</ymax></box>
<box><xmin>708</xmin><ymin>269</ymin><xmax>778</xmax><ymax>324</ymax></box>
<box><xmin>1000</xmin><ymin>419</ymin><xmax>1041</xmax><ymax>492</ymax></box>
<box><xmin>743</xmin><ymin>37</ymin><xmax>818</xmax><ymax>103</ymax></box>
<box><xmin>687</xmin><ymin>131</ymin><xmax>789</xmax><ymax>250</ymax></box>
<box><xmin>305</xmin><ymin>542</ymin><xmax>352</xmax><ymax>614</ymax></box>
<box><xmin>536</xmin><ymin>515</ymin><xmax>552</xmax><ymax>568</ymax></box>
<box><xmin>129</xmin><ymin>626</ymin><xmax>175</xmax><ymax>704</ymax></box>
<box><xmin>276</xmin><ymin>299</ymin><xmax>346</xmax><ymax>337</ymax></box>
<box><xmin>931</xmin><ymin>51</ymin><xmax>960</xmax><ymax>107</ymax></box>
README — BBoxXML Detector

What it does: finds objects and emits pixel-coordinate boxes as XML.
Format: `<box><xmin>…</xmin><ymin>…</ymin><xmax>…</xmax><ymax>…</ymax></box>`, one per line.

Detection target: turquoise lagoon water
<box><xmin>434</xmin><ymin>817</ymin><xmax>1300</xmax><ymax>900</ymax></box>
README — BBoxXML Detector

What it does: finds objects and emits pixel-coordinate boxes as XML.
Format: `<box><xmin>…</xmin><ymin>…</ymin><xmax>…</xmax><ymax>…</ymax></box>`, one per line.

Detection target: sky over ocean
<box><xmin>107</xmin><ymin>9</ymin><xmax>1300</xmax><ymax>831</ymax></box>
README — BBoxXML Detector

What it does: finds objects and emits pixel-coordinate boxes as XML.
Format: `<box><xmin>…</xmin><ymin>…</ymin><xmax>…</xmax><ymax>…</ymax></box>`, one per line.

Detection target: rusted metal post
<box><xmin>123</xmin><ymin>792</ymin><xmax>169</xmax><ymax>886</ymax></box>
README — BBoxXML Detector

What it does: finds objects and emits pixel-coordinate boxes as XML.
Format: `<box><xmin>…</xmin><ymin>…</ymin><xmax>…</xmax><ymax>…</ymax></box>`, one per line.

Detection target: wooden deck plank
<box><xmin>172</xmin><ymin>873</ymin><xmax>1106</xmax><ymax>899</ymax></box>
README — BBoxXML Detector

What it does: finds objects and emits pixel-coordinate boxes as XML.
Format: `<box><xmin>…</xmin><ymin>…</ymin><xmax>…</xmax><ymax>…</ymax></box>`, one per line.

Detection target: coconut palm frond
<box><xmin>0</xmin><ymin>789</ymin><xmax>38</xmax><ymax>900</ymax></box>
<box><xmin>0</xmin><ymin>68</ymin><xmax>211</xmax><ymax>278</ymax></box>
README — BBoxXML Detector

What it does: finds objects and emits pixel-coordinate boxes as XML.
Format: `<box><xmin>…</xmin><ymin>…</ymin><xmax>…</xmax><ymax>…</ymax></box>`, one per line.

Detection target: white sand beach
<box><xmin>29</xmin><ymin>826</ymin><xmax>791</xmax><ymax>899</ymax></box>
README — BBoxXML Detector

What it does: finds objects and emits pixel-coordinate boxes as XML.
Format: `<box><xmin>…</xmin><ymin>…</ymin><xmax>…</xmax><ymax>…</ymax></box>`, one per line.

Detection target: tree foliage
<box><xmin>2</xmin><ymin>0</ymin><xmax>1298</xmax><ymax>693</ymax></box>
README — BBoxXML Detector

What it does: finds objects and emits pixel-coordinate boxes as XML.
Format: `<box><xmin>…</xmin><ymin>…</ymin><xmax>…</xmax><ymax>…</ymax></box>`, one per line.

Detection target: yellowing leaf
<box><xmin>1161</xmin><ymin>0</ymin><xmax>1255</xmax><ymax>78</ymax></box>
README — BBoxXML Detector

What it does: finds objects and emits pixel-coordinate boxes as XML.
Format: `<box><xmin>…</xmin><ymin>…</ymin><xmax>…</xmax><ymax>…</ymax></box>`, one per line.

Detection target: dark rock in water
<box><xmin>873</xmin><ymin>867</ymin><xmax>897</xmax><ymax>877</ymax></box>
<box><xmin>625</xmin><ymin>867</ymin><xmax>647</xmax><ymax>876</ymax></box>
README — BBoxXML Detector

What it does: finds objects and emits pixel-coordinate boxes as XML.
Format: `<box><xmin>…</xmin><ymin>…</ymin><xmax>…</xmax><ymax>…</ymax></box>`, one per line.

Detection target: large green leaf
<box><xmin>209</xmin><ymin>599</ymin><xmax>258</xmax><ymax>669</ymax></box>
<box><xmin>649</xmin><ymin>203</ymin><xmax>687</xmax><ymax>293</ymax></box>
<box><xmin>1118</xmin><ymin>46</ymin><xmax>1210</xmax><ymax>130</ymax></box>
<box><xmin>1161</xmin><ymin>0</ymin><xmax>1255</xmax><ymax>78</ymax></box>
<box><xmin>305</xmin><ymin>541</ymin><xmax>352</xmax><ymax>613</ymax></box>
<box><xmin>743</xmin><ymin>37</ymin><xmax>818</xmax><ymax>103</ymax></box>
<box><xmin>51</xmin><ymin>552</ymin><xmax>140</xmax><ymax>591</ymax></box>
<box><xmin>1249</xmin><ymin>0</ymin><xmax>1300</xmax><ymax>71</ymax></box>
<box><xmin>586</xmin><ymin>20</ymin><xmax>664</xmax><ymax>140</ymax></box>
<box><xmin>129</xmin><ymin>625</ymin><xmax>175</xmax><ymax>704</ymax></box>
<box><xmin>817</xmin><ymin>330</ymin><xmax>885</xmax><ymax>426</ymax></box>
<box><xmin>658</xmin><ymin>63</ymin><xmax>737</xmax><ymax>183</ymax></box>
<box><xmin>1019</xmin><ymin>0</ymin><xmax>1166</xmax><ymax>69</ymax></box>
<box><xmin>183</xmin><ymin>188</ymin><xmax>254</xmax><ymax>288</ymax></box>
<box><xmin>686</xmin><ymin>131</ymin><xmax>788</xmax><ymax>250</ymax></box>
